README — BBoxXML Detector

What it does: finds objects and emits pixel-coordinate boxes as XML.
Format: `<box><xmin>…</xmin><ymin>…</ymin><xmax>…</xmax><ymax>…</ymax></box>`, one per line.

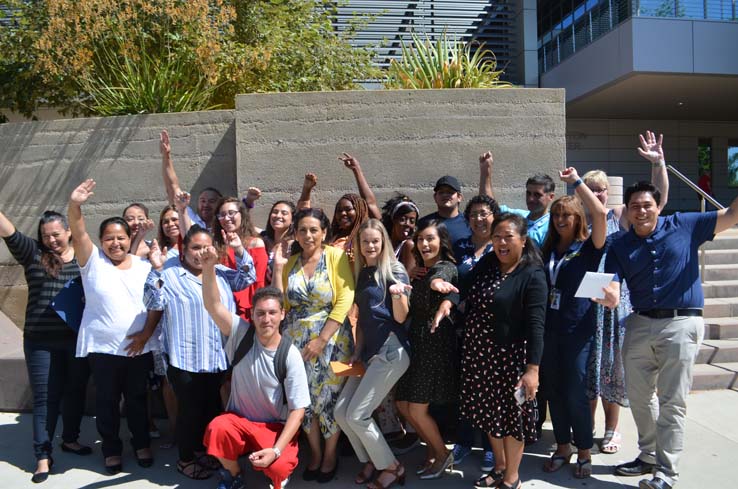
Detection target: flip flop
<box><xmin>543</xmin><ymin>452</ymin><xmax>573</xmax><ymax>472</ymax></box>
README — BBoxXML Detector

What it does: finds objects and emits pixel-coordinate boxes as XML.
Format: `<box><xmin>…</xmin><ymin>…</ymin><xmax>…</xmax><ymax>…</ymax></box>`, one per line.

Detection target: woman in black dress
<box><xmin>395</xmin><ymin>219</ymin><xmax>459</xmax><ymax>480</ymax></box>
<box><xmin>460</xmin><ymin>213</ymin><xmax>547</xmax><ymax>489</ymax></box>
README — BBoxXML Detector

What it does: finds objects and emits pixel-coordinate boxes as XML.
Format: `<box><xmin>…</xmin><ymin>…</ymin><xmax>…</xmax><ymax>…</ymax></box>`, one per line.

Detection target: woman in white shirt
<box><xmin>68</xmin><ymin>179</ymin><xmax>160</xmax><ymax>475</ymax></box>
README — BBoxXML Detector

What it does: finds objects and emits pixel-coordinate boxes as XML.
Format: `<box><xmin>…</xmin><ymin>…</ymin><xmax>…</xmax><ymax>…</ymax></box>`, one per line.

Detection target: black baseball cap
<box><xmin>434</xmin><ymin>175</ymin><xmax>461</xmax><ymax>193</ymax></box>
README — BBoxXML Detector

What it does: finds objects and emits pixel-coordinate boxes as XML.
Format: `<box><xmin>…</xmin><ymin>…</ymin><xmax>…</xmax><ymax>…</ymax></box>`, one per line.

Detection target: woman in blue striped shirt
<box><xmin>144</xmin><ymin>225</ymin><xmax>256</xmax><ymax>480</ymax></box>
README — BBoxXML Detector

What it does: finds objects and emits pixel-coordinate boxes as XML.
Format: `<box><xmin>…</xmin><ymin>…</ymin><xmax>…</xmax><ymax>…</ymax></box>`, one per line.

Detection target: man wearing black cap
<box><xmin>417</xmin><ymin>175</ymin><xmax>472</xmax><ymax>252</ymax></box>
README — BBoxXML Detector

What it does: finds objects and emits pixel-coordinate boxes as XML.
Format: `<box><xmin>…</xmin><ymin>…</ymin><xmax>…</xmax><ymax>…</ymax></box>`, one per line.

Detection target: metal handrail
<box><xmin>666</xmin><ymin>164</ymin><xmax>725</xmax><ymax>283</ymax></box>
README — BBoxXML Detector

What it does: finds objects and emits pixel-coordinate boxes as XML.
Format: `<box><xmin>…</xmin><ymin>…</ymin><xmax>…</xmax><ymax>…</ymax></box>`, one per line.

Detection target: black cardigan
<box><xmin>466</xmin><ymin>254</ymin><xmax>547</xmax><ymax>365</ymax></box>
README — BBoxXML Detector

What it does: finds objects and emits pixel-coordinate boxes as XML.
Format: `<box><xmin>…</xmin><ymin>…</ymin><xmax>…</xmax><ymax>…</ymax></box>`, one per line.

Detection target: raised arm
<box><xmin>715</xmin><ymin>195</ymin><xmax>738</xmax><ymax>235</ymax></box>
<box><xmin>297</xmin><ymin>173</ymin><xmax>317</xmax><ymax>210</ymax></box>
<box><xmin>478</xmin><ymin>151</ymin><xmax>494</xmax><ymax>198</ymax></box>
<box><xmin>200</xmin><ymin>245</ymin><xmax>234</xmax><ymax>336</ymax></box>
<box><xmin>160</xmin><ymin>129</ymin><xmax>181</xmax><ymax>205</ymax></box>
<box><xmin>0</xmin><ymin>211</ymin><xmax>16</xmax><ymax>238</ymax></box>
<box><xmin>67</xmin><ymin>179</ymin><xmax>96</xmax><ymax>267</ymax></box>
<box><xmin>561</xmin><ymin>167</ymin><xmax>608</xmax><ymax>249</ymax></box>
<box><xmin>270</xmin><ymin>242</ymin><xmax>289</xmax><ymax>293</ymax></box>
<box><xmin>174</xmin><ymin>190</ymin><xmax>192</xmax><ymax>235</ymax></box>
<box><xmin>338</xmin><ymin>153</ymin><xmax>381</xmax><ymax>219</ymax></box>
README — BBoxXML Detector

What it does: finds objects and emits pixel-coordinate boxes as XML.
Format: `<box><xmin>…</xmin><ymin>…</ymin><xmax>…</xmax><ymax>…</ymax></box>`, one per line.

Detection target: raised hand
<box><xmin>245</xmin><ymin>187</ymin><xmax>262</xmax><ymax>204</ymax></box>
<box><xmin>221</xmin><ymin>229</ymin><xmax>243</xmax><ymax>251</ymax></box>
<box><xmin>637</xmin><ymin>130</ymin><xmax>665</xmax><ymax>165</ymax></box>
<box><xmin>160</xmin><ymin>130</ymin><xmax>171</xmax><ymax>156</ymax></box>
<box><xmin>338</xmin><ymin>152</ymin><xmax>361</xmax><ymax>171</ymax></box>
<box><xmin>559</xmin><ymin>166</ymin><xmax>580</xmax><ymax>185</ymax></box>
<box><xmin>303</xmin><ymin>173</ymin><xmax>318</xmax><ymax>191</ymax></box>
<box><xmin>70</xmin><ymin>179</ymin><xmax>96</xmax><ymax>205</ymax></box>
<box><xmin>174</xmin><ymin>190</ymin><xmax>191</xmax><ymax>212</ymax></box>
<box><xmin>272</xmin><ymin>241</ymin><xmax>289</xmax><ymax>269</ymax></box>
<box><xmin>430</xmin><ymin>278</ymin><xmax>459</xmax><ymax>295</ymax></box>
<box><xmin>479</xmin><ymin>151</ymin><xmax>494</xmax><ymax>169</ymax></box>
<box><xmin>136</xmin><ymin>219</ymin><xmax>155</xmax><ymax>237</ymax></box>
<box><xmin>389</xmin><ymin>283</ymin><xmax>412</xmax><ymax>296</ymax></box>
<box><xmin>198</xmin><ymin>245</ymin><xmax>220</xmax><ymax>268</ymax></box>
<box><xmin>148</xmin><ymin>239</ymin><xmax>167</xmax><ymax>270</ymax></box>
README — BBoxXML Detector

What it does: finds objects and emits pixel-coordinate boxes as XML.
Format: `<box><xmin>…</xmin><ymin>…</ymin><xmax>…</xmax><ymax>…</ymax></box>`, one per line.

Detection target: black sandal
<box><xmin>177</xmin><ymin>460</ymin><xmax>213</xmax><ymax>480</ymax></box>
<box><xmin>500</xmin><ymin>480</ymin><xmax>521</xmax><ymax>489</ymax></box>
<box><xmin>474</xmin><ymin>470</ymin><xmax>503</xmax><ymax>488</ymax></box>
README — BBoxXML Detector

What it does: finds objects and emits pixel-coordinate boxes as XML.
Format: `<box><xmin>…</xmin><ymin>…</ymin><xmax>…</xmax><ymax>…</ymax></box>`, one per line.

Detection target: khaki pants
<box><xmin>335</xmin><ymin>334</ymin><xmax>410</xmax><ymax>470</ymax></box>
<box><xmin>622</xmin><ymin>313</ymin><xmax>704</xmax><ymax>486</ymax></box>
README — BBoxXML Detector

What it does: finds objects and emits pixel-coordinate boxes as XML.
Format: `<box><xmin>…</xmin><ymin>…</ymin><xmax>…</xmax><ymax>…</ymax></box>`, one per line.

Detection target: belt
<box><xmin>636</xmin><ymin>309</ymin><xmax>703</xmax><ymax>319</ymax></box>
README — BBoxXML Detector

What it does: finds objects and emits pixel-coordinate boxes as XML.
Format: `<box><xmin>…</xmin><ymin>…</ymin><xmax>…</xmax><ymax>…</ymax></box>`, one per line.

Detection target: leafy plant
<box><xmin>384</xmin><ymin>30</ymin><xmax>513</xmax><ymax>89</ymax></box>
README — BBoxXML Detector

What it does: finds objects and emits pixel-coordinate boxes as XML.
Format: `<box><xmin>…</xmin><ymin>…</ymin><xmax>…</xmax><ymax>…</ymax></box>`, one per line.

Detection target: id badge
<box><xmin>549</xmin><ymin>288</ymin><xmax>561</xmax><ymax>310</ymax></box>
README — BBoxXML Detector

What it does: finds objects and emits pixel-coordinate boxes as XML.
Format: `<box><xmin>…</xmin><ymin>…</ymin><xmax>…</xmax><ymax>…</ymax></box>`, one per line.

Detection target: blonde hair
<box><xmin>354</xmin><ymin>219</ymin><xmax>409</xmax><ymax>303</ymax></box>
<box><xmin>582</xmin><ymin>170</ymin><xmax>609</xmax><ymax>189</ymax></box>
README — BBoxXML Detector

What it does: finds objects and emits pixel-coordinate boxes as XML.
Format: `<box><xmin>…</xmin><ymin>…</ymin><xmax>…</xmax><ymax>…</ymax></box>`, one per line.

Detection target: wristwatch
<box><xmin>272</xmin><ymin>446</ymin><xmax>281</xmax><ymax>459</ymax></box>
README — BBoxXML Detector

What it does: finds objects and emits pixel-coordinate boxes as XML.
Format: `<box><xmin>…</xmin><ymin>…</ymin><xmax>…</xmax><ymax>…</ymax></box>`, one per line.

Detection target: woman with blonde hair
<box><xmin>335</xmin><ymin>219</ymin><xmax>411</xmax><ymax>489</ymax></box>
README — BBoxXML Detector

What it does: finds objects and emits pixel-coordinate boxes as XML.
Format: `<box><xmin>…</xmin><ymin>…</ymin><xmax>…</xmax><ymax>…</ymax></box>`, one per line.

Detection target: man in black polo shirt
<box><xmin>600</xmin><ymin>182</ymin><xmax>738</xmax><ymax>489</ymax></box>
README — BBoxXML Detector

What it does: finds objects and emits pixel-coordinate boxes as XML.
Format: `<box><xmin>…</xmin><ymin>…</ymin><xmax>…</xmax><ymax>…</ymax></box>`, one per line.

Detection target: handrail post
<box><xmin>700</xmin><ymin>196</ymin><xmax>706</xmax><ymax>284</ymax></box>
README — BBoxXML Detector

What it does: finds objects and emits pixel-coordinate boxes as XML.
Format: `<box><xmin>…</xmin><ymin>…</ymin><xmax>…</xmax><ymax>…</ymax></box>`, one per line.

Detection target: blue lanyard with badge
<box><xmin>547</xmin><ymin>241</ymin><xmax>584</xmax><ymax>310</ymax></box>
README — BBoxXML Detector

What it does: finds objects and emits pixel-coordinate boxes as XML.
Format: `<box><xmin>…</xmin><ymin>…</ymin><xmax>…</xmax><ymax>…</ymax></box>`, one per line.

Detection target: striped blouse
<box><xmin>144</xmin><ymin>251</ymin><xmax>256</xmax><ymax>373</ymax></box>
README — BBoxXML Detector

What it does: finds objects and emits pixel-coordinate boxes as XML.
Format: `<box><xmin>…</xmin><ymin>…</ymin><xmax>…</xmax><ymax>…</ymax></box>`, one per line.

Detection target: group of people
<box><xmin>3</xmin><ymin>129</ymin><xmax>737</xmax><ymax>489</ymax></box>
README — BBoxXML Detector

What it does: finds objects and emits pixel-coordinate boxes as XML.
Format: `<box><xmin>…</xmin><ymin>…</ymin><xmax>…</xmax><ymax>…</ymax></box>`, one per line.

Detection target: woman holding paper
<box><xmin>334</xmin><ymin>219</ymin><xmax>410</xmax><ymax>489</ymax></box>
<box><xmin>0</xmin><ymin>210</ymin><xmax>91</xmax><ymax>483</ymax></box>
<box><xmin>539</xmin><ymin>168</ymin><xmax>609</xmax><ymax>479</ymax></box>
<box><xmin>272</xmin><ymin>208</ymin><xmax>355</xmax><ymax>483</ymax></box>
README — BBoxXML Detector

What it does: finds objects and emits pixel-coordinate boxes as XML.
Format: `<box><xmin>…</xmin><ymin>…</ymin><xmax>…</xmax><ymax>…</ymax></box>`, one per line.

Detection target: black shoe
<box><xmin>302</xmin><ymin>466</ymin><xmax>320</xmax><ymax>482</ymax></box>
<box><xmin>61</xmin><ymin>442</ymin><xmax>93</xmax><ymax>456</ymax></box>
<box><xmin>31</xmin><ymin>457</ymin><xmax>53</xmax><ymax>484</ymax></box>
<box><xmin>105</xmin><ymin>463</ymin><xmax>122</xmax><ymax>475</ymax></box>
<box><xmin>639</xmin><ymin>477</ymin><xmax>672</xmax><ymax>489</ymax></box>
<box><xmin>615</xmin><ymin>458</ymin><xmax>656</xmax><ymax>477</ymax></box>
<box><xmin>317</xmin><ymin>461</ymin><xmax>338</xmax><ymax>483</ymax></box>
<box><xmin>135</xmin><ymin>450</ymin><xmax>154</xmax><ymax>468</ymax></box>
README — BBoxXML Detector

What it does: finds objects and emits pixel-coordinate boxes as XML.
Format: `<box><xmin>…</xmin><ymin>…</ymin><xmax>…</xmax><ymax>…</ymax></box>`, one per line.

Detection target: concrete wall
<box><xmin>567</xmin><ymin>118</ymin><xmax>738</xmax><ymax>211</ymax></box>
<box><xmin>1</xmin><ymin>89</ymin><xmax>565</xmax><ymax>330</ymax></box>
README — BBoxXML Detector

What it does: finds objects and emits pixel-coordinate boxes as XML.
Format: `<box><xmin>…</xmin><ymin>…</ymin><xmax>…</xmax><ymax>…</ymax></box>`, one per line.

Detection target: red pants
<box><xmin>204</xmin><ymin>413</ymin><xmax>298</xmax><ymax>489</ymax></box>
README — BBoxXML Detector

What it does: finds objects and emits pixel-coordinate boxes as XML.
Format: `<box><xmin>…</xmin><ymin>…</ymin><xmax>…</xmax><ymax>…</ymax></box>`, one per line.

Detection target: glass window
<box><xmin>728</xmin><ymin>141</ymin><xmax>738</xmax><ymax>188</ymax></box>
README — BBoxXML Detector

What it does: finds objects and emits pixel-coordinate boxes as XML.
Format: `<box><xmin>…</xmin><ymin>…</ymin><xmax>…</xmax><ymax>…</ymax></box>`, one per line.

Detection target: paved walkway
<box><xmin>1</xmin><ymin>389</ymin><xmax>736</xmax><ymax>488</ymax></box>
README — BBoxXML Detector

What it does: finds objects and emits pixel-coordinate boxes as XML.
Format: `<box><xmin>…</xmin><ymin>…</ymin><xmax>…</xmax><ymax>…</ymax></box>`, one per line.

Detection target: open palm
<box><xmin>70</xmin><ymin>179</ymin><xmax>96</xmax><ymax>205</ymax></box>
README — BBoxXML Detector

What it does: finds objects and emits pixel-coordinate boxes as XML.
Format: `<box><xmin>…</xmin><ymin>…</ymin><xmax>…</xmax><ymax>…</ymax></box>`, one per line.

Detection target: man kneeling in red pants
<box><xmin>200</xmin><ymin>247</ymin><xmax>310</xmax><ymax>489</ymax></box>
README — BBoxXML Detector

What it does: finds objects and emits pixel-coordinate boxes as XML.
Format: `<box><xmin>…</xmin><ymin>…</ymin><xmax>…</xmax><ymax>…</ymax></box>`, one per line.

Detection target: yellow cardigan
<box><xmin>282</xmin><ymin>245</ymin><xmax>356</xmax><ymax>324</ymax></box>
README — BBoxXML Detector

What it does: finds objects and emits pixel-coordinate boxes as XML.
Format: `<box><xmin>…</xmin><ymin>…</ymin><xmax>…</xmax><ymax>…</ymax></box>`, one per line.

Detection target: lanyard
<box><xmin>548</xmin><ymin>241</ymin><xmax>584</xmax><ymax>287</ymax></box>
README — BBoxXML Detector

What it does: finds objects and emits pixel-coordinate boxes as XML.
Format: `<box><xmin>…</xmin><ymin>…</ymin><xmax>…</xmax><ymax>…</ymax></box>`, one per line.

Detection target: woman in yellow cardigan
<box><xmin>272</xmin><ymin>208</ymin><xmax>355</xmax><ymax>483</ymax></box>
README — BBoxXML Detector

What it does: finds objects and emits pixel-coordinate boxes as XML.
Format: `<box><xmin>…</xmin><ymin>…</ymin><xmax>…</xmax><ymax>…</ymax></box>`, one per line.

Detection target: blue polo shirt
<box><xmin>419</xmin><ymin>211</ymin><xmax>471</xmax><ymax>256</ymax></box>
<box><xmin>605</xmin><ymin>212</ymin><xmax>717</xmax><ymax>311</ymax></box>
<box><xmin>499</xmin><ymin>205</ymin><xmax>550</xmax><ymax>248</ymax></box>
<box><xmin>545</xmin><ymin>237</ymin><xmax>606</xmax><ymax>336</ymax></box>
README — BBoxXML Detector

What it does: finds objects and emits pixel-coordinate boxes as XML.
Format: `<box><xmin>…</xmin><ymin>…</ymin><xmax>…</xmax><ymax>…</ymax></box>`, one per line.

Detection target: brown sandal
<box><xmin>367</xmin><ymin>464</ymin><xmax>406</xmax><ymax>489</ymax></box>
<box><xmin>355</xmin><ymin>462</ymin><xmax>375</xmax><ymax>484</ymax></box>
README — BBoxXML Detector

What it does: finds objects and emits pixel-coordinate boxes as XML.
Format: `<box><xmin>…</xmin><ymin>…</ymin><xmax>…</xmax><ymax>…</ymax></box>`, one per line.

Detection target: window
<box><xmin>728</xmin><ymin>140</ymin><xmax>738</xmax><ymax>188</ymax></box>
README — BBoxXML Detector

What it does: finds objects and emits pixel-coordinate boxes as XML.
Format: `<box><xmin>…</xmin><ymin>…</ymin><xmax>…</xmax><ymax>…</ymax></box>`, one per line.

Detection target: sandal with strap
<box><xmin>574</xmin><ymin>459</ymin><xmax>592</xmax><ymax>479</ymax></box>
<box><xmin>367</xmin><ymin>464</ymin><xmax>405</xmax><ymax>489</ymax></box>
<box><xmin>500</xmin><ymin>480</ymin><xmax>521</xmax><ymax>489</ymax></box>
<box><xmin>601</xmin><ymin>430</ymin><xmax>622</xmax><ymax>454</ymax></box>
<box><xmin>177</xmin><ymin>460</ymin><xmax>213</xmax><ymax>480</ymax></box>
<box><xmin>196</xmin><ymin>454</ymin><xmax>221</xmax><ymax>471</ymax></box>
<box><xmin>415</xmin><ymin>459</ymin><xmax>434</xmax><ymax>475</ymax></box>
<box><xmin>355</xmin><ymin>462</ymin><xmax>376</xmax><ymax>485</ymax></box>
<box><xmin>542</xmin><ymin>452</ymin><xmax>573</xmax><ymax>473</ymax></box>
<box><xmin>474</xmin><ymin>470</ymin><xmax>504</xmax><ymax>488</ymax></box>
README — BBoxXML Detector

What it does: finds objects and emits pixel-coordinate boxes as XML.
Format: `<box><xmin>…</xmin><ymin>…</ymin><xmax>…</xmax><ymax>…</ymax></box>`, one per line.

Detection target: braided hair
<box><xmin>330</xmin><ymin>193</ymin><xmax>369</xmax><ymax>263</ymax></box>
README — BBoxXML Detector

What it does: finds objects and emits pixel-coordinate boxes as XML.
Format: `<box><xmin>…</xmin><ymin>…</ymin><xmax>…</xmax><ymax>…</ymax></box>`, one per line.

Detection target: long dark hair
<box><xmin>290</xmin><ymin>208</ymin><xmax>331</xmax><ymax>255</ymax></box>
<box><xmin>330</xmin><ymin>193</ymin><xmax>369</xmax><ymax>261</ymax></box>
<box><xmin>212</xmin><ymin>197</ymin><xmax>258</xmax><ymax>256</ymax></box>
<box><xmin>37</xmin><ymin>211</ymin><xmax>69</xmax><ymax>278</ymax></box>
<box><xmin>489</xmin><ymin>213</ymin><xmax>542</xmax><ymax>269</ymax></box>
<box><xmin>412</xmin><ymin>219</ymin><xmax>456</xmax><ymax>267</ymax></box>
<box><xmin>264</xmin><ymin>200</ymin><xmax>297</xmax><ymax>242</ymax></box>
<box><xmin>157</xmin><ymin>205</ymin><xmax>179</xmax><ymax>250</ymax></box>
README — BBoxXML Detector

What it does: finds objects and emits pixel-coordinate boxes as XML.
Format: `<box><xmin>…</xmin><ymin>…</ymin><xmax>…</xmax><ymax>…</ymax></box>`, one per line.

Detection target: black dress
<box><xmin>395</xmin><ymin>260</ymin><xmax>458</xmax><ymax>404</ymax></box>
<box><xmin>460</xmin><ymin>263</ymin><xmax>545</xmax><ymax>442</ymax></box>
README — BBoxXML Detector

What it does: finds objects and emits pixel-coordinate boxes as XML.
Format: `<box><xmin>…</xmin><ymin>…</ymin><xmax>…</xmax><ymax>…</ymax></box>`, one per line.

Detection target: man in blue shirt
<box><xmin>600</xmin><ymin>181</ymin><xmax>738</xmax><ymax>489</ymax></box>
<box><xmin>478</xmin><ymin>151</ymin><xmax>555</xmax><ymax>247</ymax></box>
<box><xmin>417</xmin><ymin>175</ymin><xmax>471</xmax><ymax>251</ymax></box>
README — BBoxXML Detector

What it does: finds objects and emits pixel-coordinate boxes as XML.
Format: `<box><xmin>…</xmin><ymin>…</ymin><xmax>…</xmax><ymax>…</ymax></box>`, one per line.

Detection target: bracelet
<box><xmin>272</xmin><ymin>446</ymin><xmax>281</xmax><ymax>459</ymax></box>
<box><xmin>242</xmin><ymin>197</ymin><xmax>255</xmax><ymax>209</ymax></box>
<box><xmin>391</xmin><ymin>293</ymin><xmax>402</xmax><ymax>300</ymax></box>
<box><xmin>573</xmin><ymin>178</ymin><xmax>583</xmax><ymax>188</ymax></box>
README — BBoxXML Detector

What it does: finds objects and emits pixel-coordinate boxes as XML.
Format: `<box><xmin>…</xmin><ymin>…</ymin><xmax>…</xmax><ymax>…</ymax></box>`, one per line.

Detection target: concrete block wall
<box><xmin>1</xmin><ymin>89</ymin><xmax>565</xmax><ymax>331</ymax></box>
<box><xmin>566</xmin><ymin>119</ymin><xmax>738</xmax><ymax>211</ymax></box>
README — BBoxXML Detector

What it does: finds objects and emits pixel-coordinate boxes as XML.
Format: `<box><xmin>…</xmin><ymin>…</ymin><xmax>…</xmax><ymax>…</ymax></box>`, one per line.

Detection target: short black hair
<box><xmin>463</xmin><ymin>195</ymin><xmax>501</xmax><ymax>221</ymax></box>
<box><xmin>624</xmin><ymin>181</ymin><xmax>661</xmax><ymax>207</ymax></box>
<box><xmin>526</xmin><ymin>174</ymin><xmax>555</xmax><ymax>193</ymax></box>
<box><xmin>183</xmin><ymin>224</ymin><xmax>213</xmax><ymax>248</ymax></box>
<box><xmin>199</xmin><ymin>187</ymin><xmax>223</xmax><ymax>198</ymax></box>
<box><xmin>252</xmin><ymin>286</ymin><xmax>284</xmax><ymax>309</ymax></box>
<box><xmin>99</xmin><ymin>217</ymin><xmax>130</xmax><ymax>239</ymax></box>
<box><xmin>123</xmin><ymin>202</ymin><xmax>149</xmax><ymax>218</ymax></box>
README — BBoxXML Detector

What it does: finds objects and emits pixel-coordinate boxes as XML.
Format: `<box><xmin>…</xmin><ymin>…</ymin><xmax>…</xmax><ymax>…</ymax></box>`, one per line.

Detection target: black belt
<box><xmin>636</xmin><ymin>309</ymin><xmax>703</xmax><ymax>319</ymax></box>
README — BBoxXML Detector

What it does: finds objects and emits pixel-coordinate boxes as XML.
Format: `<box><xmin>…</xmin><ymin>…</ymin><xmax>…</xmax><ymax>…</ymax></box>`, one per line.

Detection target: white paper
<box><xmin>574</xmin><ymin>272</ymin><xmax>615</xmax><ymax>299</ymax></box>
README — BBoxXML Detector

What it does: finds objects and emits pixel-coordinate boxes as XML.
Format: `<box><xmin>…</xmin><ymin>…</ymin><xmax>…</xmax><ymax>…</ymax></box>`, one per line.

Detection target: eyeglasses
<box><xmin>588</xmin><ymin>186</ymin><xmax>608</xmax><ymax>194</ymax></box>
<box><xmin>216</xmin><ymin>209</ymin><xmax>239</xmax><ymax>220</ymax></box>
<box><xmin>469</xmin><ymin>211</ymin><xmax>493</xmax><ymax>220</ymax></box>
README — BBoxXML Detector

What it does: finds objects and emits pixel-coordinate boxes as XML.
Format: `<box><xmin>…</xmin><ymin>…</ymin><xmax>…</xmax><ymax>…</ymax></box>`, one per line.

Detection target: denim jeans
<box><xmin>24</xmin><ymin>338</ymin><xmax>90</xmax><ymax>461</ymax></box>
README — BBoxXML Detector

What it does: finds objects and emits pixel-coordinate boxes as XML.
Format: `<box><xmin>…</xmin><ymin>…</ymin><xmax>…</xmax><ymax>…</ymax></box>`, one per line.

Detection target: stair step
<box><xmin>705</xmin><ymin>317</ymin><xmax>738</xmax><ymax>340</ymax></box>
<box><xmin>701</xmin><ymin>235</ymin><xmax>738</xmax><ymax>251</ymax></box>
<box><xmin>691</xmin><ymin>363</ymin><xmax>736</xmax><ymax>390</ymax></box>
<box><xmin>704</xmin><ymin>297</ymin><xmax>738</xmax><ymax>318</ymax></box>
<box><xmin>697</xmin><ymin>340</ymin><xmax>738</xmax><ymax>364</ymax></box>
<box><xmin>703</xmin><ymin>280</ymin><xmax>738</xmax><ymax>299</ymax></box>
<box><xmin>703</xmin><ymin>264</ymin><xmax>738</xmax><ymax>281</ymax></box>
<box><xmin>703</xmin><ymin>249</ymin><xmax>738</xmax><ymax>265</ymax></box>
